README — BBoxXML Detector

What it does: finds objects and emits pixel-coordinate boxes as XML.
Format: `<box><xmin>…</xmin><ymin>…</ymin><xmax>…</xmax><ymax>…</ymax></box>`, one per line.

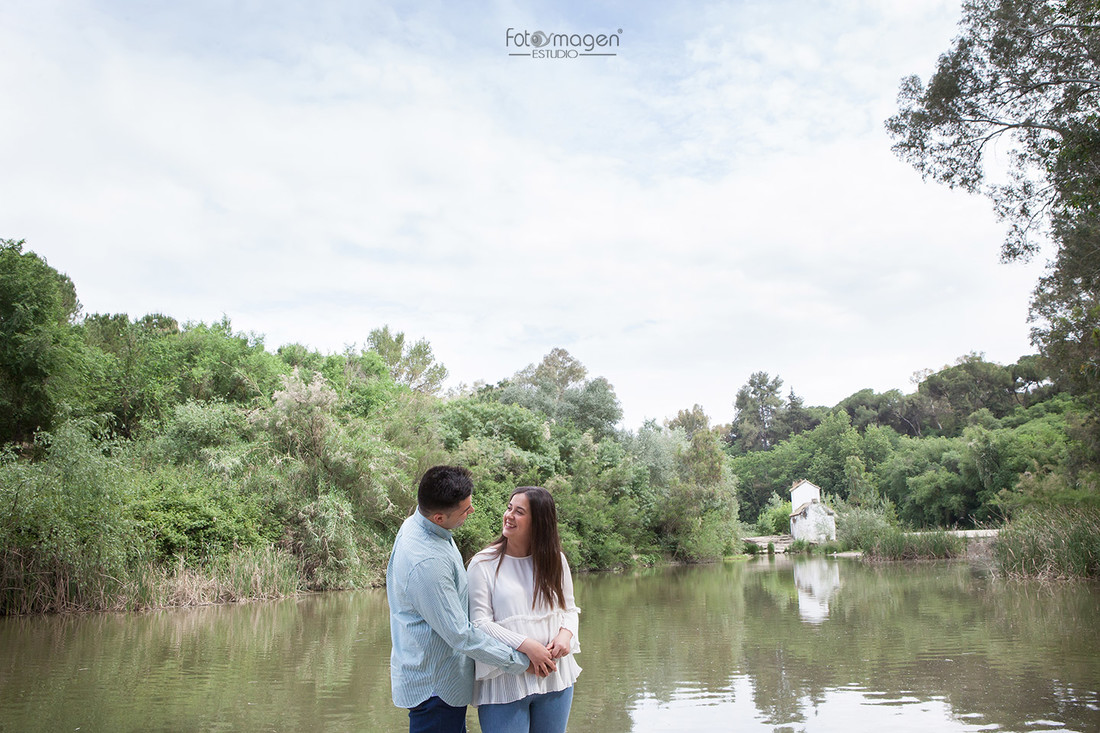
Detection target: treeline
<box><xmin>0</xmin><ymin>240</ymin><xmax>739</xmax><ymax>613</ymax></box>
<box><xmin>2</xmin><ymin>238</ymin><xmax>1098</xmax><ymax>613</ymax></box>
<box><xmin>724</xmin><ymin>356</ymin><xmax>1096</xmax><ymax>528</ymax></box>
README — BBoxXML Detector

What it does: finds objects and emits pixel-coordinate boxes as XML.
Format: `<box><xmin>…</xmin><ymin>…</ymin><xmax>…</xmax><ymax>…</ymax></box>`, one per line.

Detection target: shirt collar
<box><xmin>414</xmin><ymin>508</ymin><xmax>452</xmax><ymax>540</ymax></box>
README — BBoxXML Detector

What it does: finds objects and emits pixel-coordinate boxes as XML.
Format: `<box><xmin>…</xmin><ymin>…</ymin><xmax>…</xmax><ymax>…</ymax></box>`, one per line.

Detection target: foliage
<box><xmin>756</xmin><ymin>493</ymin><xmax>792</xmax><ymax>535</ymax></box>
<box><xmin>127</xmin><ymin>464</ymin><xmax>273</xmax><ymax>563</ymax></box>
<box><xmin>0</xmin><ymin>240</ymin><xmax>86</xmax><ymax>444</ymax></box>
<box><xmin>886</xmin><ymin>0</ymin><xmax>1100</xmax><ymax>422</ymax></box>
<box><xmin>367</xmin><ymin>325</ymin><xmax>448</xmax><ymax>394</ymax></box>
<box><xmin>728</xmin><ymin>371</ymin><xmax>785</xmax><ymax>453</ymax></box>
<box><xmin>863</xmin><ymin>529</ymin><xmax>966</xmax><ymax>561</ymax></box>
<box><xmin>886</xmin><ymin>0</ymin><xmax>1100</xmax><ymax>261</ymax></box>
<box><xmin>8</xmin><ymin>238</ymin><xmax>1100</xmax><ymax>613</ymax></box>
<box><xmin>163</xmin><ymin>399</ymin><xmax>248</xmax><ymax>464</ymax></box>
<box><xmin>490</xmin><ymin>348</ymin><xmax>623</xmax><ymax>440</ymax></box>
<box><xmin>832</xmin><ymin>496</ymin><xmax>898</xmax><ymax>552</ymax></box>
<box><xmin>0</xmin><ymin>421</ymin><xmax>142</xmax><ymax>614</ymax></box>
<box><xmin>288</xmin><ymin>492</ymin><xmax>367</xmax><ymax>590</ymax></box>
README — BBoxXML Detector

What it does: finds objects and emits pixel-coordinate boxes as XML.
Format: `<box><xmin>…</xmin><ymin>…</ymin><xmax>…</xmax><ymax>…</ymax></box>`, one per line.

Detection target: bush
<box><xmin>164</xmin><ymin>399</ymin><xmax>247</xmax><ymax>462</ymax></box>
<box><xmin>756</xmin><ymin>493</ymin><xmax>792</xmax><ymax>535</ymax></box>
<box><xmin>0</xmin><ymin>421</ymin><xmax>143</xmax><ymax>613</ymax></box>
<box><xmin>836</xmin><ymin>506</ymin><xmax>896</xmax><ymax>552</ymax></box>
<box><xmin>288</xmin><ymin>492</ymin><xmax>366</xmax><ymax>590</ymax></box>
<box><xmin>127</xmin><ymin>465</ymin><xmax>273</xmax><ymax>563</ymax></box>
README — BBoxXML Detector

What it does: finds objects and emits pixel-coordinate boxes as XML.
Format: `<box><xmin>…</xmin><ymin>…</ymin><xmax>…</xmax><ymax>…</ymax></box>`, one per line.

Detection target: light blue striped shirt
<box><xmin>387</xmin><ymin>511</ymin><xmax>530</xmax><ymax>708</ymax></box>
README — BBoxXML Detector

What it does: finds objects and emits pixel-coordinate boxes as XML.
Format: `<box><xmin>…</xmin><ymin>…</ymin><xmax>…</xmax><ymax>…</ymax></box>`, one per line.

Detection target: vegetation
<box><xmin>2</xmin><ymin>232</ymin><xmax>1099</xmax><ymax>612</ymax></box>
<box><xmin>993</xmin><ymin>506</ymin><xmax>1100</xmax><ymax>580</ymax></box>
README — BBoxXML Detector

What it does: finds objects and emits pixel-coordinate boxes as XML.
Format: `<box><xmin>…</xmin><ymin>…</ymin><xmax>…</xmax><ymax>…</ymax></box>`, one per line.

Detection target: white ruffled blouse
<box><xmin>467</xmin><ymin>550</ymin><xmax>582</xmax><ymax>706</ymax></box>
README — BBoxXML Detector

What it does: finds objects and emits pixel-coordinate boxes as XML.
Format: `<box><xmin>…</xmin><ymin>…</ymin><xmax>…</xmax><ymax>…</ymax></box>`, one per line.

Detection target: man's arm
<box><xmin>406</xmin><ymin>557</ymin><xmax>531</xmax><ymax>674</ymax></box>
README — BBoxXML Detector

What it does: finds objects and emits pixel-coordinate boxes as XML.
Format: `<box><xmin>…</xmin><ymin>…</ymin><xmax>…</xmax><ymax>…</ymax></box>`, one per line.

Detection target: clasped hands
<box><xmin>520</xmin><ymin>629</ymin><xmax>573</xmax><ymax>677</ymax></box>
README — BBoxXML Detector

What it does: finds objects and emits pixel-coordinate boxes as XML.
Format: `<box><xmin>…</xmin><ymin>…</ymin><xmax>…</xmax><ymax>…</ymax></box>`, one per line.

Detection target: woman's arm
<box><xmin>546</xmin><ymin>553</ymin><xmax>580</xmax><ymax>658</ymax></box>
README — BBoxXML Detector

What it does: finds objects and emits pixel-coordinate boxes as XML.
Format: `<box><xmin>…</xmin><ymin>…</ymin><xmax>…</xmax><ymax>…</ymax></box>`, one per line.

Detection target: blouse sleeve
<box><xmin>560</xmin><ymin>553</ymin><xmax>581</xmax><ymax>648</ymax></box>
<box><xmin>468</xmin><ymin>556</ymin><xmax>528</xmax><ymax>650</ymax></box>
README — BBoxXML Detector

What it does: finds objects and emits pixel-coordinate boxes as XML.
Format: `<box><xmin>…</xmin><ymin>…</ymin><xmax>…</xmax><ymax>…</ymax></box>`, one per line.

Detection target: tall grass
<box><xmin>862</xmin><ymin>528</ymin><xmax>966</xmax><ymax>560</ymax></box>
<box><xmin>993</xmin><ymin>507</ymin><xmax>1100</xmax><ymax>580</ymax></box>
<box><xmin>1</xmin><ymin>546</ymin><xmax>301</xmax><ymax>615</ymax></box>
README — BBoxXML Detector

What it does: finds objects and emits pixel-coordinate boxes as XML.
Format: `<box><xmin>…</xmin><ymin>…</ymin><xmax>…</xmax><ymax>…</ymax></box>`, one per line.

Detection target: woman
<box><xmin>467</xmin><ymin>486</ymin><xmax>581</xmax><ymax>733</ymax></box>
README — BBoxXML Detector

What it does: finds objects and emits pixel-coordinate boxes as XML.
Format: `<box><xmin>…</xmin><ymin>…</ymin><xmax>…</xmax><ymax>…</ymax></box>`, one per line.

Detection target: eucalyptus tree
<box><xmin>886</xmin><ymin>0</ymin><xmax>1100</xmax><ymax>401</ymax></box>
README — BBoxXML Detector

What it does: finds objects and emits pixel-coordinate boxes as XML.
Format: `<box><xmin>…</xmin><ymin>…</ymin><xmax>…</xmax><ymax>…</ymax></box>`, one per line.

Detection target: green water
<box><xmin>1</xmin><ymin>557</ymin><xmax>1098</xmax><ymax>732</ymax></box>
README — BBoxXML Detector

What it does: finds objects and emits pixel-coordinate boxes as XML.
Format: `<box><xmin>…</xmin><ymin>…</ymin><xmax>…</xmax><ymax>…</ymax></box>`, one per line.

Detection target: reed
<box><xmin>993</xmin><ymin>507</ymin><xmax>1100</xmax><ymax>580</ymax></box>
<box><xmin>1</xmin><ymin>546</ymin><xmax>301</xmax><ymax>615</ymax></box>
<box><xmin>863</xmin><ymin>528</ymin><xmax>965</xmax><ymax>560</ymax></box>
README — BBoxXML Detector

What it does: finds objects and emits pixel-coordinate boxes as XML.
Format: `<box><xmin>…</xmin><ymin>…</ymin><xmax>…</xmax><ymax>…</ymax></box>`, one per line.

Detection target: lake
<box><xmin>2</xmin><ymin>556</ymin><xmax>1098</xmax><ymax>732</ymax></box>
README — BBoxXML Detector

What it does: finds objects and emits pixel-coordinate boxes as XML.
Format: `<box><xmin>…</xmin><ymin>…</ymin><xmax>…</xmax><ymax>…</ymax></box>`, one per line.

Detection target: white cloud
<box><xmin>0</xmin><ymin>0</ymin><xmax>1044</xmax><ymax>430</ymax></box>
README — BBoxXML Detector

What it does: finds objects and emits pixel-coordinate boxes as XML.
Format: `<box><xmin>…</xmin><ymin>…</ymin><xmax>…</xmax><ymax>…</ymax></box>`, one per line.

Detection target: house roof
<box><xmin>790</xmin><ymin>500</ymin><xmax>836</xmax><ymax>518</ymax></box>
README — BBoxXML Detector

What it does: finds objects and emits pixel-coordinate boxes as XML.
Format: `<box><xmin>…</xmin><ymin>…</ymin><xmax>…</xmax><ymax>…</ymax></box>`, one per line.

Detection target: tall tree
<box><xmin>886</xmin><ymin>0</ymin><xmax>1099</xmax><ymax>261</ymax></box>
<box><xmin>666</xmin><ymin>404</ymin><xmax>710</xmax><ymax>439</ymax></box>
<box><xmin>494</xmin><ymin>349</ymin><xmax>622</xmax><ymax>439</ymax></box>
<box><xmin>366</xmin><ymin>325</ymin><xmax>448</xmax><ymax>394</ymax></box>
<box><xmin>886</xmin><ymin>0</ymin><xmax>1100</xmax><ymax>402</ymax></box>
<box><xmin>0</xmin><ymin>240</ymin><xmax>85</xmax><ymax>443</ymax></box>
<box><xmin>729</xmin><ymin>372</ymin><xmax>785</xmax><ymax>453</ymax></box>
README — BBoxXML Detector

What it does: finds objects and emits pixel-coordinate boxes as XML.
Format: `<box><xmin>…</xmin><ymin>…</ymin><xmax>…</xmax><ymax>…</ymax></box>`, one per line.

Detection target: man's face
<box><xmin>438</xmin><ymin>496</ymin><xmax>474</xmax><ymax>530</ymax></box>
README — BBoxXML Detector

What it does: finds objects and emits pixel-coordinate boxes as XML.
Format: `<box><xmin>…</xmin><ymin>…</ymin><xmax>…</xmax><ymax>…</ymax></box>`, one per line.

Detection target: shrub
<box><xmin>756</xmin><ymin>493</ymin><xmax>792</xmax><ymax>535</ymax></box>
<box><xmin>0</xmin><ymin>421</ymin><xmax>143</xmax><ymax>613</ymax></box>
<box><xmin>127</xmin><ymin>465</ymin><xmax>272</xmax><ymax>563</ymax></box>
<box><xmin>164</xmin><ymin>399</ymin><xmax>247</xmax><ymax>462</ymax></box>
<box><xmin>288</xmin><ymin>492</ymin><xmax>365</xmax><ymax>590</ymax></box>
<box><xmin>836</xmin><ymin>506</ymin><xmax>896</xmax><ymax>552</ymax></box>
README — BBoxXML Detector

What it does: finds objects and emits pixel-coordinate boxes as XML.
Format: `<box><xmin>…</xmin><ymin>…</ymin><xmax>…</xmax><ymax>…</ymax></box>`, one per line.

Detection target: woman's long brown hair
<box><xmin>489</xmin><ymin>486</ymin><xmax>566</xmax><ymax>610</ymax></box>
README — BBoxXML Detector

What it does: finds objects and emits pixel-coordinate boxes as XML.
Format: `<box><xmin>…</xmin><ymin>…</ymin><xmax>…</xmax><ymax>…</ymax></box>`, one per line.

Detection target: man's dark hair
<box><xmin>418</xmin><ymin>465</ymin><xmax>473</xmax><ymax>513</ymax></box>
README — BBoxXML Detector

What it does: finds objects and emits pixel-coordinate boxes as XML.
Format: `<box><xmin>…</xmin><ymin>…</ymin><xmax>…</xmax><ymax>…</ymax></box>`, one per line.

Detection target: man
<box><xmin>387</xmin><ymin>465</ymin><xmax>555</xmax><ymax>733</ymax></box>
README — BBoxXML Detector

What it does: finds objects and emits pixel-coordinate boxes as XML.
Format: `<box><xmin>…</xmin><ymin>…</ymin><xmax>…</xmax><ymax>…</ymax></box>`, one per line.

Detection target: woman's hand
<box><xmin>546</xmin><ymin>628</ymin><xmax>573</xmax><ymax>659</ymax></box>
<box><xmin>519</xmin><ymin>638</ymin><xmax>557</xmax><ymax>677</ymax></box>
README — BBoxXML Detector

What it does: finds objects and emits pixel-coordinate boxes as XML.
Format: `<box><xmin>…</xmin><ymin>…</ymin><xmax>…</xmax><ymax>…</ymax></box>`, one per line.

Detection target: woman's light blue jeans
<box><xmin>477</xmin><ymin>686</ymin><xmax>574</xmax><ymax>733</ymax></box>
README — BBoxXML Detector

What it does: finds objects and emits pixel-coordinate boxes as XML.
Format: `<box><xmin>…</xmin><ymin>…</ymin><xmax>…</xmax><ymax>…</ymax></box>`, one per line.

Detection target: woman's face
<box><xmin>502</xmin><ymin>492</ymin><xmax>532</xmax><ymax>548</ymax></box>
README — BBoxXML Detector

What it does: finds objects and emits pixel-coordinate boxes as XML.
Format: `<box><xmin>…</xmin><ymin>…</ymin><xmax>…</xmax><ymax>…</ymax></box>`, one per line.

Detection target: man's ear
<box><xmin>429</xmin><ymin>511</ymin><xmax>447</xmax><ymax>526</ymax></box>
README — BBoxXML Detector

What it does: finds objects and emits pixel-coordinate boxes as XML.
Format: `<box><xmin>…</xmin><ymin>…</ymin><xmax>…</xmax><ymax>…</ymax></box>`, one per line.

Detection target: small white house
<box><xmin>789</xmin><ymin>479</ymin><xmax>836</xmax><ymax>543</ymax></box>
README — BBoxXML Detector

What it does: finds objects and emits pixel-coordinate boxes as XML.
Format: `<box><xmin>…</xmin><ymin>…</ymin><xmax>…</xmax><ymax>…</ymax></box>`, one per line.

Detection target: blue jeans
<box><xmin>408</xmin><ymin>695</ymin><xmax>467</xmax><ymax>733</ymax></box>
<box><xmin>477</xmin><ymin>686</ymin><xmax>574</xmax><ymax>733</ymax></box>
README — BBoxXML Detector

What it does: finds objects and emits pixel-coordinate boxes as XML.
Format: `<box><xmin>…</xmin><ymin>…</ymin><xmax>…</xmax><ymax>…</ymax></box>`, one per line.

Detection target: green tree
<box><xmin>886</xmin><ymin>0</ymin><xmax>1100</xmax><ymax>412</ymax></box>
<box><xmin>916</xmin><ymin>354</ymin><xmax>1019</xmax><ymax>435</ymax></box>
<box><xmin>494</xmin><ymin>349</ymin><xmax>623</xmax><ymax>439</ymax></box>
<box><xmin>886</xmin><ymin>0</ymin><xmax>1099</xmax><ymax>261</ymax></box>
<box><xmin>0</xmin><ymin>240</ymin><xmax>86</xmax><ymax>443</ymax></box>
<box><xmin>729</xmin><ymin>372</ymin><xmax>785</xmax><ymax>453</ymax></box>
<box><xmin>667</xmin><ymin>404</ymin><xmax>710</xmax><ymax>439</ymax></box>
<box><xmin>367</xmin><ymin>325</ymin><xmax>448</xmax><ymax>394</ymax></box>
<box><xmin>80</xmin><ymin>312</ymin><xmax>182</xmax><ymax>434</ymax></box>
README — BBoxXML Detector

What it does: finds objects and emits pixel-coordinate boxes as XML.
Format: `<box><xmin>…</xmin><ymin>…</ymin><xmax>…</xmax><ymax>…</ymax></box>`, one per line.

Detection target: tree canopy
<box><xmin>886</xmin><ymin>0</ymin><xmax>1100</xmax><ymax>261</ymax></box>
<box><xmin>887</xmin><ymin>0</ymin><xmax>1100</xmax><ymax>431</ymax></box>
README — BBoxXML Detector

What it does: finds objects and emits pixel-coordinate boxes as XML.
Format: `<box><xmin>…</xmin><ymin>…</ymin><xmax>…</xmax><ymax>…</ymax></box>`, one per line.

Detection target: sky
<box><xmin>0</xmin><ymin>0</ymin><xmax>1048</xmax><ymax>430</ymax></box>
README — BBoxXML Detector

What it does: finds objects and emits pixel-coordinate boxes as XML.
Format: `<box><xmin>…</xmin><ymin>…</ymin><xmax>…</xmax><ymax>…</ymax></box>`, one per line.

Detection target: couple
<box><xmin>387</xmin><ymin>466</ymin><xmax>581</xmax><ymax>733</ymax></box>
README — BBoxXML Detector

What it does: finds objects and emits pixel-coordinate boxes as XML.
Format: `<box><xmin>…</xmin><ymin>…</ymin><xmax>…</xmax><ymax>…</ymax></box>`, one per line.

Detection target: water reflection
<box><xmin>793</xmin><ymin>558</ymin><xmax>841</xmax><ymax>624</ymax></box>
<box><xmin>1</xmin><ymin>559</ymin><xmax>1098</xmax><ymax>732</ymax></box>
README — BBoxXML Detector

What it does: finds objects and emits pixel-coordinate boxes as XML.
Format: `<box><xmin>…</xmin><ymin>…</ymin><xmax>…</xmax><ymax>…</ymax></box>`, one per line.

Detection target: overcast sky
<box><xmin>1</xmin><ymin>0</ymin><xmax>1046</xmax><ymax>429</ymax></box>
